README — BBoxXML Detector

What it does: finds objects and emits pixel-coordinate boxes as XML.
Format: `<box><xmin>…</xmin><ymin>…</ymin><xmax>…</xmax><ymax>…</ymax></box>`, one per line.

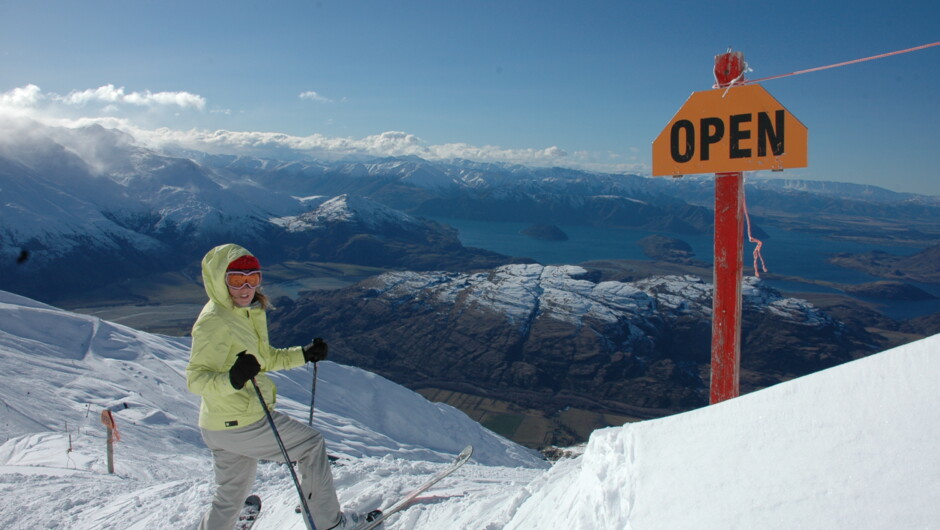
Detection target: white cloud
<box><xmin>118</xmin><ymin>125</ymin><xmax>579</xmax><ymax>168</ymax></box>
<box><xmin>0</xmin><ymin>83</ymin><xmax>206</xmax><ymax>115</ymax></box>
<box><xmin>0</xmin><ymin>84</ymin><xmax>644</xmax><ymax>174</ymax></box>
<box><xmin>299</xmin><ymin>90</ymin><xmax>334</xmax><ymax>104</ymax></box>
<box><xmin>56</xmin><ymin>84</ymin><xmax>205</xmax><ymax>110</ymax></box>
<box><xmin>0</xmin><ymin>84</ymin><xmax>44</xmax><ymax>107</ymax></box>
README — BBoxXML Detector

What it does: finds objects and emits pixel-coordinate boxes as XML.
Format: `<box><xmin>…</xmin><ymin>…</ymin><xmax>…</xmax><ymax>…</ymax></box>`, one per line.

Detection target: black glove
<box><xmin>229</xmin><ymin>351</ymin><xmax>261</xmax><ymax>390</ymax></box>
<box><xmin>303</xmin><ymin>338</ymin><xmax>328</xmax><ymax>363</ymax></box>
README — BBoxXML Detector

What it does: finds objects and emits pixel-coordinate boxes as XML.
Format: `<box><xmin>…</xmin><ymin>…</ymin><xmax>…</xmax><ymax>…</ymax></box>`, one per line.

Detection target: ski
<box><xmin>234</xmin><ymin>494</ymin><xmax>262</xmax><ymax>530</ymax></box>
<box><xmin>353</xmin><ymin>445</ymin><xmax>473</xmax><ymax>530</ymax></box>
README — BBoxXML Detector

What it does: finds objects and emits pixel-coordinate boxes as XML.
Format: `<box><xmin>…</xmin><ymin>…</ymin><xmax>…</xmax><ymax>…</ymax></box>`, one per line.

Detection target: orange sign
<box><xmin>652</xmin><ymin>84</ymin><xmax>807</xmax><ymax>176</ymax></box>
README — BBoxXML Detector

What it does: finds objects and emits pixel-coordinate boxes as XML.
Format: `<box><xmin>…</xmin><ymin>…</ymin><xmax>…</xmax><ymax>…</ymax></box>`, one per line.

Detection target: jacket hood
<box><xmin>201</xmin><ymin>243</ymin><xmax>256</xmax><ymax>308</ymax></box>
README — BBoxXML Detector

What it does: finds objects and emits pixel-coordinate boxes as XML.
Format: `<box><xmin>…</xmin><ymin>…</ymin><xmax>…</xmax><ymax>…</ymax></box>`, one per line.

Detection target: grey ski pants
<box><xmin>198</xmin><ymin>411</ymin><xmax>341</xmax><ymax>530</ymax></box>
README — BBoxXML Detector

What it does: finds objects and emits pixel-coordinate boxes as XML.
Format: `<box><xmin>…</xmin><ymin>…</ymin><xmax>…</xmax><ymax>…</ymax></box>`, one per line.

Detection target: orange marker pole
<box><xmin>100</xmin><ymin>410</ymin><xmax>118</xmax><ymax>473</ymax></box>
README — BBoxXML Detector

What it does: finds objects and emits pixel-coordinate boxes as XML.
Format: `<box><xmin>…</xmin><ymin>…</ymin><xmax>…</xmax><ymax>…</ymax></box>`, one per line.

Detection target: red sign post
<box><xmin>709</xmin><ymin>175</ymin><xmax>744</xmax><ymax>403</ymax></box>
<box><xmin>652</xmin><ymin>50</ymin><xmax>808</xmax><ymax>405</ymax></box>
<box><xmin>709</xmin><ymin>52</ymin><xmax>746</xmax><ymax>404</ymax></box>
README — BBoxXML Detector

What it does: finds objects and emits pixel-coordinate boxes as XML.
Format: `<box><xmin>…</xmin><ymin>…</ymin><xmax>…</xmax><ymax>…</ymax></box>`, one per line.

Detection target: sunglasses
<box><xmin>225</xmin><ymin>270</ymin><xmax>262</xmax><ymax>289</ymax></box>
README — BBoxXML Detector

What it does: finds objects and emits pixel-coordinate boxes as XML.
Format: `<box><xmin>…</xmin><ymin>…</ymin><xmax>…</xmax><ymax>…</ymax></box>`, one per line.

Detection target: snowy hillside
<box><xmin>355</xmin><ymin>266</ymin><xmax>829</xmax><ymax>331</ymax></box>
<box><xmin>0</xmin><ymin>119</ymin><xmax>269</xmax><ymax>255</ymax></box>
<box><xmin>0</xmin><ymin>290</ymin><xmax>544</xmax><ymax>529</ymax></box>
<box><xmin>1</xmin><ymin>290</ymin><xmax>937</xmax><ymax>529</ymax></box>
<box><xmin>271</xmin><ymin>194</ymin><xmax>426</xmax><ymax>234</ymax></box>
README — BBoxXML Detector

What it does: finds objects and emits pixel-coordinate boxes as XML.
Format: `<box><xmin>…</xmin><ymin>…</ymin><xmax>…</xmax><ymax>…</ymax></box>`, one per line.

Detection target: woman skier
<box><xmin>186</xmin><ymin>243</ymin><xmax>364</xmax><ymax>530</ymax></box>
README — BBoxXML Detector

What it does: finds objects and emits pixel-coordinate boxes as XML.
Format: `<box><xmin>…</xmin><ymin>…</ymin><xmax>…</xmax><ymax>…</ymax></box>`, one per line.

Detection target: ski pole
<box><xmin>250</xmin><ymin>378</ymin><xmax>317</xmax><ymax>530</ymax></box>
<box><xmin>308</xmin><ymin>361</ymin><xmax>319</xmax><ymax>426</ymax></box>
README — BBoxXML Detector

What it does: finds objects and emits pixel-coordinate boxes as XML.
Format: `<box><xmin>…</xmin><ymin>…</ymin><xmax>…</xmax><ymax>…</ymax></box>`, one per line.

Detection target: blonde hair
<box><xmin>253</xmin><ymin>290</ymin><xmax>271</xmax><ymax>310</ymax></box>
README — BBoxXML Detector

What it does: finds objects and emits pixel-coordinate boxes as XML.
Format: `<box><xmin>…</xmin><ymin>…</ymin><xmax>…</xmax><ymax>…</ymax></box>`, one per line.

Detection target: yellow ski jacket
<box><xmin>186</xmin><ymin>243</ymin><xmax>305</xmax><ymax>430</ymax></box>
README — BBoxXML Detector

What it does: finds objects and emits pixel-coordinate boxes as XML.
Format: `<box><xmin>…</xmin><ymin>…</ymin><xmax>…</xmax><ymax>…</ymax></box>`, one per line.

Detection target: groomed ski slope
<box><xmin>0</xmin><ymin>289</ymin><xmax>937</xmax><ymax>529</ymax></box>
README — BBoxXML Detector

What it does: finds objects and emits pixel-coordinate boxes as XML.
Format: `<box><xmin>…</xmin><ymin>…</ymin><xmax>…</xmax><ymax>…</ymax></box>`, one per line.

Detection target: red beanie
<box><xmin>227</xmin><ymin>255</ymin><xmax>261</xmax><ymax>271</ymax></box>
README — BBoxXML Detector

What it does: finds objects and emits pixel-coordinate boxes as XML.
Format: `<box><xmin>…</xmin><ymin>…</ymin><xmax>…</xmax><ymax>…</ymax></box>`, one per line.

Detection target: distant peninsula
<box><xmin>638</xmin><ymin>234</ymin><xmax>698</xmax><ymax>264</ymax></box>
<box><xmin>828</xmin><ymin>244</ymin><xmax>940</xmax><ymax>285</ymax></box>
<box><xmin>521</xmin><ymin>224</ymin><xmax>569</xmax><ymax>241</ymax></box>
<box><xmin>843</xmin><ymin>281</ymin><xmax>937</xmax><ymax>301</ymax></box>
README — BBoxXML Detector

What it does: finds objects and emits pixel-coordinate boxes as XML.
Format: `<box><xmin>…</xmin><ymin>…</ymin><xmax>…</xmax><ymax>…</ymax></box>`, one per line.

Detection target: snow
<box><xmin>507</xmin><ymin>335</ymin><xmax>940</xmax><ymax>529</ymax></box>
<box><xmin>1</xmin><ymin>288</ymin><xmax>938</xmax><ymax>529</ymax></box>
<box><xmin>0</xmin><ymin>118</ymin><xmax>304</xmax><ymax>263</ymax></box>
<box><xmin>271</xmin><ymin>194</ymin><xmax>426</xmax><ymax>234</ymax></box>
<box><xmin>370</xmin><ymin>265</ymin><xmax>829</xmax><ymax>335</ymax></box>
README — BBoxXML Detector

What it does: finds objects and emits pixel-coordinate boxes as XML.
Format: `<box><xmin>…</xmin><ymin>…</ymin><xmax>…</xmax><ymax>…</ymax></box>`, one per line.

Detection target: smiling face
<box><xmin>228</xmin><ymin>283</ymin><xmax>258</xmax><ymax>307</ymax></box>
<box><xmin>224</xmin><ymin>269</ymin><xmax>262</xmax><ymax>308</ymax></box>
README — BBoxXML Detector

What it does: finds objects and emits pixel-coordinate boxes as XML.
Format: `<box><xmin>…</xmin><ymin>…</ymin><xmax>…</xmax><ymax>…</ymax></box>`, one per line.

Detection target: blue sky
<box><xmin>1</xmin><ymin>0</ymin><xmax>937</xmax><ymax>195</ymax></box>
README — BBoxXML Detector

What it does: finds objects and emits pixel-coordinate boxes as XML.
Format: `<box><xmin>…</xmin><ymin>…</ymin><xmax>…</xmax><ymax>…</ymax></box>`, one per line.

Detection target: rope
<box><xmin>744</xmin><ymin>41</ymin><xmax>940</xmax><ymax>85</ymax></box>
<box><xmin>742</xmin><ymin>180</ymin><xmax>767</xmax><ymax>278</ymax></box>
<box><xmin>713</xmin><ymin>41</ymin><xmax>940</xmax><ymax>276</ymax></box>
<box><xmin>713</xmin><ymin>48</ymin><xmax>753</xmax><ymax>95</ymax></box>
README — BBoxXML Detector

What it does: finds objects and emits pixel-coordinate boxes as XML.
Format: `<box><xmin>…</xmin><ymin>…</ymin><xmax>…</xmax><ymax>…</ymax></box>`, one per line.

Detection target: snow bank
<box><xmin>506</xmin><ymin>334</ymin><xmax>940</xmax><ymax>529</ymax></box>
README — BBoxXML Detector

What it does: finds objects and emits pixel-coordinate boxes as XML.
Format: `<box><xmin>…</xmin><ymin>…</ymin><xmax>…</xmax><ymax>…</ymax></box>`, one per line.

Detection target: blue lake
<box><xmin>429</xmin><ymin>217</ymin><xmax>940</xmax><ymax>320</ymax></box>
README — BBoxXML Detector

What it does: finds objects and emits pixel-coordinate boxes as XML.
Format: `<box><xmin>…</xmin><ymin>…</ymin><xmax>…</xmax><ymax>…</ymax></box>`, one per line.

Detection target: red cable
<box><xmin>745</xmin><ymin>41</ymin><xmax>940</xmax><ymax>84</ymax></box>
<box><xmin>742</xmin><ymin>181</ymin><xmax>767</xmax><ymax>278</ymax></box>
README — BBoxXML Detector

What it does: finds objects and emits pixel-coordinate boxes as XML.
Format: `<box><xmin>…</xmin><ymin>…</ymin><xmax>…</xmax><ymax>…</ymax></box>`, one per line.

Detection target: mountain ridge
<box><xmin>4</xmin><ymin>119</ymin><xmax>938</xmax><ymax>301</ymax></box>
<box><xmin>269</xmin><ymin>264</ymin><xmax>879</xmax><ymax>446</ymax></box>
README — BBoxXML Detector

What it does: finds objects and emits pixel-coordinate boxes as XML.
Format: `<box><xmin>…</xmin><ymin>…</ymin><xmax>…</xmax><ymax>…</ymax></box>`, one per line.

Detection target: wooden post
<box><xmin>100</xmin><ymin>410</ymin><xmax>118</xmax><ymax>474</ymax></box>
<box><xmin>106</xmin><ymin>429</ymin><xmax>114</xmax><ymax>474</ymax></box>
<box><xmin>709</xmin><ymin>51</ymin><xmax>746</xmax><ymax>404</ymax></box>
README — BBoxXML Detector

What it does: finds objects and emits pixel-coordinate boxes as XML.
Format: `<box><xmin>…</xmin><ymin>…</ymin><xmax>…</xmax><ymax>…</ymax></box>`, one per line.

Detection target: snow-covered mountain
<box><xmin>271</xmin><ymin>264</ymin><xmax>873</xmax><ymax>436</ymax></box>
<box><xmin>272</xmin><ymin>194</ymin><xmax>428</xmax><ymax>234</ymax></box>
<box><xmin>0</xmin><ymin>117</ymin><xmax>314</xmax><ymax>301</ymax></box>
<box><xmin>5</xmin><ymin>118</ymin><xmax>938</xmax><ymax>299</ymax></box>
<box><xmin>0</xmin><ymin>118</ymin><xmax>300</xmax><ymax>259</ymax></box>
<box><xmin>0</xmin><ymin>121</ymin><xmax>166</xmax><ymax>265</ymax></box>
<box><xmin>1</xmin><ymin>290</ymin><xmax>936</xmax><ymax>529</ymax></box>
<box><xmin>187</xmin><ymin>140</ymin><xmax>940</xmax><ymax>258</ymax></box>
<box><xmin>751</xmin><ymin>176</ymin><xmax>934</xmax><ymax>203</ymax></box>
<box><xmin>1</xmin><ymin>119</ymin><xmax>523</xmax><ymax>298</ymax></box>
<box><xmin>196</xmin><ymin>148</ymin><xmax>940</xmax><ymax>206</ymax></box>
